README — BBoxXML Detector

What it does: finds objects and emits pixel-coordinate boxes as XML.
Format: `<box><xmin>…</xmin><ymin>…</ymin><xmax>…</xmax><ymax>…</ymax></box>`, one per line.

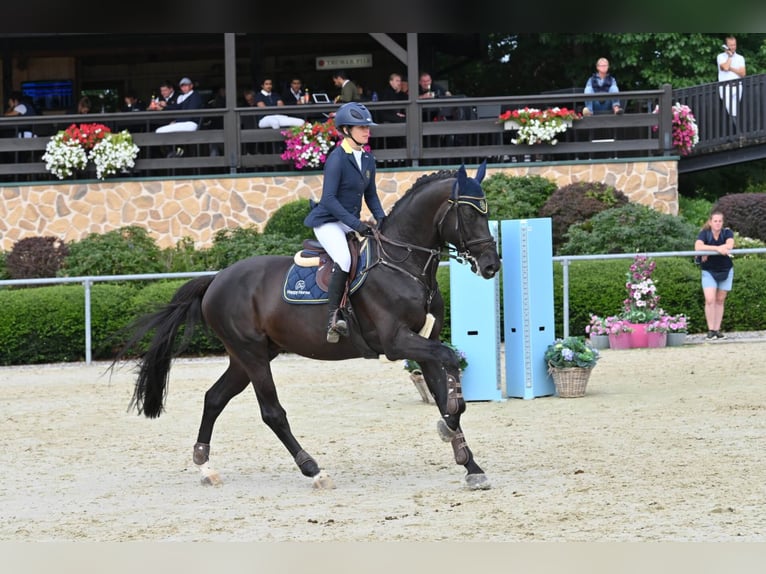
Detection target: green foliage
<box><xmin>0</xmin><ymin>251</ymin><xmax>9</xmax><ymax>280</ymax></box>
<box><xmin>482</xmin><ymin>173</ymin><xmax>557</xmax><ymax>220</ymax></box>
<box><xmin>161</xmin><ymin>236</ymin><xmax>211</xmax><ymax>272</ymax></box>
<box><xmin>724</xmin><ymin>258</ymin><xmax>766</xmax><ymax>332</ymax></box>
<box><xmin>733</xmin><ymin>233</ymin><xmax>766</xmax><ymax>260</ymax></box>
<box><xmin>203</xmin><ymin>227</ymin><xmax>303</xmax><ymax>270</ymax></box>
<box><xmin>714</xmin><ymin>193</ymin><xmax>766</xmax><ymax>243</ymax></box>
<box><xmin>678</xmin><ymin>195</ymin><xmax>713</xmax><ymax>229</ymax></box>
<box><xmin>63</xmin><ymin>226</ymin><xmax>166</xmax><ymax>277</ymax></box>
<box><xmin>539</xmin><ymin>181</ymin><xmax>629</xmax><ymax>253</ymax></box>
<box><xmin>6</xmin><ymin>236</ymin><xmax>69</xmax><ymax>279</ymax></box>
<box><xmin>263</xmin><ymin>199</ymin><xmax>314</xmax><ymax>242</ymax></box>
<box><xmin>561</xmin><ymin>203</ymin><xmax>699</xmax><ymax>255</ymax></box>
<box><xmin>0</xmin><ymin>284</ymin><xmax>134</xmax><ymax>365</ymax></box>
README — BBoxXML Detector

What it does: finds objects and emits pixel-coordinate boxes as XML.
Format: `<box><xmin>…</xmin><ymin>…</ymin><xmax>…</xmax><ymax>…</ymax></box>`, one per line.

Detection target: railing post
<box><xmin>659</xmin><ymin>83</ymin><xmax>673</xmax><ymax>154</ymax></box>
<box><xmin>83</xmin><ymin>279</ymin><xmax>93</xmax><ymax>365</ymax></box>
<box><xmin>561</xmin><ymin>259</ymin><xmax>570</xmax><ymax>338</ymax></box>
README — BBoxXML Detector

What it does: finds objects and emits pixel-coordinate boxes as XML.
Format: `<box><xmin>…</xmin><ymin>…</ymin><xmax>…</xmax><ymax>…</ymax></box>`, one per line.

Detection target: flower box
<box><xmin>628</xmin><ymin>322</ymin><xmax>649</xmax><ymax>348</ymax></box>
<box><xmin>646</xmin><ymin>332</ymin><xmax>667</xmax><ymax>348</ymax></box>
<box><xmin>608</xmin><ymin>333</ymin><xmax>632</xmax><ymax>350</ymax></box>
<box><xmin>498</xmin><ymin>107</ymin><xmax>580</xmax><ymax>145</ymax></box>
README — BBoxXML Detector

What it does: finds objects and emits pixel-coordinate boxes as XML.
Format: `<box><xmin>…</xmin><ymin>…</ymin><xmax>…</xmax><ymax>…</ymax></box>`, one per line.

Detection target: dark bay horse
<box><xmin>113</xmin><ymin>163</ymin><xmax>501</xmax><ymax>490</ymax></box>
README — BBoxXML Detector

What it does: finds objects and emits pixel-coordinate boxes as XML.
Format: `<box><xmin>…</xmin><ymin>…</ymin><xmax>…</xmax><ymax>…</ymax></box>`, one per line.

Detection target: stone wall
<box><xmin>0</xmin><ymin>159</ymin><xmax>677</xmax><ymax>251</ymax></box>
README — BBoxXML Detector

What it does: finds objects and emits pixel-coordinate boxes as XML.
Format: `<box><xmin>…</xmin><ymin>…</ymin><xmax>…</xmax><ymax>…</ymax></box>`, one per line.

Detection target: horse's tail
<box><xmin>114</xmin><ymin>275</ymin><xmax>215</xmax><ymax>419</ymax></box>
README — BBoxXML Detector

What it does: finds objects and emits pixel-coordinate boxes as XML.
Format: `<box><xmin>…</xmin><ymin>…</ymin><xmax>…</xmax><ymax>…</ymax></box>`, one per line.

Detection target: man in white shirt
<box><xmin>717</xmin><ymin>35</ymin><xmax>746</xmax><ymax>119</ymax></box>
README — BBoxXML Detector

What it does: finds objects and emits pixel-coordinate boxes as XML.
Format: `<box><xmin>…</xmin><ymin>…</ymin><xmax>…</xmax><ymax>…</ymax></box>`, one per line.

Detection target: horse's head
<box><xmin>441</xmin><ymin>162</ymin><xmax>501</xmax><ymax>279</ymax></box>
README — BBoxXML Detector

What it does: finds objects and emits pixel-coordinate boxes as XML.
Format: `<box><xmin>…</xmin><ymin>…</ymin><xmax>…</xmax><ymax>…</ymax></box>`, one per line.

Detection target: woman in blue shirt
<box><xmin>694</xmin><ymin>209</ymin><xmax>735</xmax><ymax>340</ymax></box>
<box><xmin>304</xmin><ymin>102</ymin><xmax>386</xmax><ymax>343</ymax></box>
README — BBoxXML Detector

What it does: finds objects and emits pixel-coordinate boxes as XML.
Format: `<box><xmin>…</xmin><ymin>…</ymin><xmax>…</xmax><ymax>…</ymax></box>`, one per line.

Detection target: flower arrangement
<box><xmin>652</xmin><ymin>102</ymin><xmax>699</xmax><ymax>156</ymax></box>
<box><xmin>605</xmin><ymin>315</ymin><xmax>634</xmax><ymax>334</ymax></box>
<box><xmin>621</xmin><ymin>254</ymin><xmax>661</xmax><ymax>324</ymax></box>
<box><xmin>498</xmin><ymin>107</ymin><xmax>580</xmax><ymax>145</ymax></box>
<box><xmin>403</xmin><ymin>342</ymin><xmax>468</xmax><ymax>374</ymax></box>
<box><xmin>42</xmin><ymin>123</ymin><xmax>139</xmax><ymax>180</ymax></box>
<box><xmin>544</xmin><ymin>336</ymin><xmax>600</xmax><ymax>369</ymax></box>
<box><xmin>648</xmin><ymin>312</ymin><xmax>688</xmax><ymax>333</ymax></box>
<box><xmin>585</xmin><ymin>314</ymin><xmax>609</xmax><ymax>336</ymax></box>
<box><xmin>281</xmin><ymin>119</ymin><xmax>340</xmax><ymax>170</ymax></box>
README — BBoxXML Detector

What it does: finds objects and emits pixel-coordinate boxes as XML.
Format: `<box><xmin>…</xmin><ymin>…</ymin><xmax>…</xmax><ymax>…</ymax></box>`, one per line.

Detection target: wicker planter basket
<box><xmin>548</xmin><ymin>366</ymin><xmax>593</xmax><ymax>398</ymax></box>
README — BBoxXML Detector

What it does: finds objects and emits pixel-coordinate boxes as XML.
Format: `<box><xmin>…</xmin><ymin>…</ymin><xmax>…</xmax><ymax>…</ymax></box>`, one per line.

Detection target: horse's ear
<box><xmin>475</xmin><ymin>160</ymin><xmax>487</xmax><ymax>183</ymax></box>
<box><xmin>454</xmin><ymin>164</ymin><xmax>468</xmax><ymax>198</ymax></box>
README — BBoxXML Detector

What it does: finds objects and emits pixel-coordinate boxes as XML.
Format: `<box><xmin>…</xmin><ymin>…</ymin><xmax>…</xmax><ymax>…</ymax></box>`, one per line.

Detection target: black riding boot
<box><xmin>325</xmin><ymin>264</ymin><xmax>349</xmax><ymax>343</ymax></box>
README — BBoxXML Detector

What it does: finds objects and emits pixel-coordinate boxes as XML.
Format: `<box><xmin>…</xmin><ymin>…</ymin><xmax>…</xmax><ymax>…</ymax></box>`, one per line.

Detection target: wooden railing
<box><xmin>0</xmin><ymin>86</ymin><xmax>675</xmax><ymax>182</ymax></box>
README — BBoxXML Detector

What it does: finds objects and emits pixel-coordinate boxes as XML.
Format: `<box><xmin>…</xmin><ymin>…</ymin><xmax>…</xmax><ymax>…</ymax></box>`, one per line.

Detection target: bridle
<box><xmin>437</xmin><ymin>181</ymin><xmax>498</xmax><ymax>269</ymax></box>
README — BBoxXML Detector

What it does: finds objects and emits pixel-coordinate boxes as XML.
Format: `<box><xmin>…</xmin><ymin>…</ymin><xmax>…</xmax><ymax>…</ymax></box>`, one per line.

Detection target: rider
<box><xmin>303</xmin><ymin>101</ymin><xmax>387</xmax><ymax>343</ymax></box>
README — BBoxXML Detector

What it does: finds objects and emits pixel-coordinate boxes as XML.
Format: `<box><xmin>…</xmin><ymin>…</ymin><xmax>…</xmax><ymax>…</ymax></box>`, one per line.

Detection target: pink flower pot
<box><xmin>628</xmin><ymin>322</ymin><xmax>649</xmax><ymax>348</ymax></box>
<box><xmin>646</xmin><ymin>332</ymin><xmax>667</xmax><ymax>348</ymax></box>
<box><xmin>608</xmin><ymin>333</ymin><xmax>632</xmax><ymax>350</ymax></box>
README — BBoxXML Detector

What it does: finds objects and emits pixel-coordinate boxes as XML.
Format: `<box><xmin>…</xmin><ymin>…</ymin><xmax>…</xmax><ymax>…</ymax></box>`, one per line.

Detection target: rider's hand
<box><xmin>356</xmin><ymin>223</ymin><xmax>374</xmax><ymax>237</ymax></box>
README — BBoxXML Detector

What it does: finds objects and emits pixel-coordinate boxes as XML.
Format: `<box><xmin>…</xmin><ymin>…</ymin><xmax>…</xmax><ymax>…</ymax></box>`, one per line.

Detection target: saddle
<box><xmin>293</xmin><ymin>234</ymin><xmax>363</xmax><ymax>291</ymax></box>
<box><xmin>283</xmin><ymin>234</ymin><xmax>370</xmax><ymax>304</ymax></box>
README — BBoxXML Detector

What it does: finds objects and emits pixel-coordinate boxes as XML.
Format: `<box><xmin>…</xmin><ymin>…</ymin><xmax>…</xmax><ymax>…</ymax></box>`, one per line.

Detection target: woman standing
<box><xmin>303</xmin><ymin>102</ymin><xmax>386</xmax><ymax>343</ymax></box>
<box><xmin>694</xmin><ymin>209</ymin><xmax>735</xmax><ymax>340</ymax></box>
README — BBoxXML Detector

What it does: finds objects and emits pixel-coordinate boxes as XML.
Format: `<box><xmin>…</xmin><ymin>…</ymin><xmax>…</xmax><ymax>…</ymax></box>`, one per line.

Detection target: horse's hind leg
<box><xmin>231</xmin><ymin>347</ymin><xmax>335</xmax><ymax>490</ymax></box>
<box><xmin>193</xmin><ymin>360</ymin><xmax>252</xmax><ymax>486</ymax></box>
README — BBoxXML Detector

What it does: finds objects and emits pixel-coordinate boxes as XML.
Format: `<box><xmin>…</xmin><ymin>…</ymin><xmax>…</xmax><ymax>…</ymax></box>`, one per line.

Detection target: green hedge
<box><xmin>2</xmin><ymin>257</ymin><xmax>765</xmax><ymax>365</ymax></box>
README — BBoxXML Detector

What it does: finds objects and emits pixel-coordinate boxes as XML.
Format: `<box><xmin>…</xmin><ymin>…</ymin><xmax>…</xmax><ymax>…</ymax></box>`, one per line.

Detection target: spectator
<box><xmin>378</xmin><ymin>72</ymin><xmax>407</xmax><ymax>123</ymax></box>
<box><xmin>254</xmin><ymin>78</ymin><xmax>284</xmax><ymax>107</ymax></box>
<box><xmin>717</xmin><ymin>35</ymin><xmax>746</xmax><ymax>119</ymax></box>
<box><xmin>3</xmin><ymin>90</ymin><xmax>38</xmax><ymax>137</ymax></box>
<box><xmin>155</xmin><ymin>77</ymin><xmax>205</xmax><ymax>157</ymax></box>
<box><xmin>243</xmin><ymin>88</ymin><xmax>257</xmax><ymax>107</ymax></box>
<box><xmin>121</xmin><ymin>92</ymin><xmax>146</xmax><ymax>112</ymax></box>
<box><xmin>148</xmin><ymin>80</ymin><xmax>179</xmax><ymax>111</ymax></box>
<box><xmin>253</xmin><ymin>77</ymin><xmax>303</xmax><ymax>129</ymax></box>
<box><xmin>332</xmin><ymin>70</ymin><xmax>360</xmax><ymax>103</ymax></box>
<box><xmin>694</xmin><ymin>209</ymin><xmax>735</xmax><ymax>340</ymax></box>
<box><xmin>67</xmin><ymin>96</ymin><xmax>92</xmax><ymax>115</ymax></box>
<box><xmin>400</xmin><ymin>79</ymin><xmax>409</xmax><ymax>96</ymax></box>
<box><xmin>284</xmin><ymin>77</ymin><xmax>307</xmax><ymax>105</ymax></box>
<box><xmin>417</xmin><ymin>72</ymin><xmax>451</xmax><ymax>99</ymax></box>
<box><xmin>582</xmin><ymin>58</ymin><xmax>622</xmax><ymax>116</ymax></box>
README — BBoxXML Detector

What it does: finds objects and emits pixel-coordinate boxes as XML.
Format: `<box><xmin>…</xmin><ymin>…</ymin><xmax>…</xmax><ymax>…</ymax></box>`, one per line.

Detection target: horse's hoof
<box><xmin>312</xmin><ymin>470</ymin><xmax>336</xmax><ymax>489</ymax></box>
<box><xmin>437</xmin><ymin>418</ymin><xmax>458</xmax><ymax>442</ymax></box>
<box><xmin>199</xmin><ymin>465</ymin><xmax>223</xmax><ymax>486</ymax></box>
<box><xmin>466</xmin><ymin>473</ymin><xmax>491</xmax><ymax>490</ymax></box>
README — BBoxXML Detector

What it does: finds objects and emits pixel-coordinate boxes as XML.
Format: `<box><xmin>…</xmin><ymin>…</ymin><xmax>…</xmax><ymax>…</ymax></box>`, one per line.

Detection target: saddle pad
<box><xmin>282</xmin><ymin>241</ymin><xmax>369</xmax><ymax>304</ymax></box>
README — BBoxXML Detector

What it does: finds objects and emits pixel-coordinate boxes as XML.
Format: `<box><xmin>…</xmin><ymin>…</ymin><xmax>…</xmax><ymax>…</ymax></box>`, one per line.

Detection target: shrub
<box><xmin>161</xmin><ymin>236</ymin><xmax>211</xmax><ymax>272</ymax></box>
<box><xmin>561</xmin><ymin>203</ymin><xmax>699</xmax><ymax>255</ymax></box>
<box><xmin>6</xmin><ymin>236</ymin><xmax>69</xmax><ymax>279</ymax></box>
<box><xmin>202</xmin><ymin>227</ymin><xmax>303</xmax><ymax>270</ymax></box>
<box><xmin>0</xmin><ymin>284</ymin><xmax>134</xmax><ymax>365</ymax></box>
<box><xmin>63</xmin><ymin>226</ymin><xmax>166</xmax><ymax>277</ymax></box>
<box><xmin>539</xmin><ymin>181</ymin><xmax>629</xmax><ymax>252</ymax></box>
<box><xmin>678</xmin><ymin>195</ymin><xmax>713</xmax><ymax>229</ymax></box>
<box><xmin>263</xmin><ymin>199</ymin><xmax>314</xmax><ymax>242</ymax></box>
<box><xmin>713</xmin><ymin>193</ymin><xmax>766</xmax><ymax>242</ymax></box>
<box><xmin>0</xmin><ymin>251</ymin><xmax>9</xmax><ymax>280</ymax></box>
<box><xmin>482</xmin><ymin>173</ymin><xmax>557</xmax><ymax>220</ymax></box>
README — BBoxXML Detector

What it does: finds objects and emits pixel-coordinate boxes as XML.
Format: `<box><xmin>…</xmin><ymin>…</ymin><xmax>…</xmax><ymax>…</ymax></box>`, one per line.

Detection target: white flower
<box><xmin>42</xmin><ymin>126</ymin><xmax>140</xmax><ymax>180</ymax></box>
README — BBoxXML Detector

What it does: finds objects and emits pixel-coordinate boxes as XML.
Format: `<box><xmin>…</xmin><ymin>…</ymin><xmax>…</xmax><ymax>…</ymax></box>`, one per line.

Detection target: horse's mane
<box><xmin>386</xmin><ymin>169</ymin><xmax>456</xmax><ymax>222</ymax></box>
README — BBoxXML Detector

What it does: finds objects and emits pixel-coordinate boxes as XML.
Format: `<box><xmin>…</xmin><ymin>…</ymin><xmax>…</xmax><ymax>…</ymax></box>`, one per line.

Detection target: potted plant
<box><xmin>403</xmin><ymin>342</ymin><xmax>467</xmax><ymax>404</ymax></box>
<box><xmin>497</xmin><ymin>106</ymin><xmax>581</xmax><ymax>145</ymax></box>
<box><xmin>664</xmin><ymin>313</ymin><xmax>689</xmax><ymax>347</ymax></box>
<box><xmin>621</xmin><ymin>255</ymin><xmax>661</xmax><ymax>348</ymax></box>
<box><xmin>645</xmin><ymin>316</ymin><xmax>669</xmax><ymax>348</ymax></box>
<box><xmin>280</xmin><ymin>119</ymin><xmax>340</xmax><ymax>170</ymax></box>
<box><xmin>605</xmin><ymin>315</ymin><xmax>633</xmax><ymax>350</ymax></box>
<box><xmin>544</xmin><ymin>336</ymin><xmax>600</xmax><ymax>398</ymax></box>
<box><xmin>42</xmin><ymin>123</ymin><xmax>139</xmax><ymax>180</ymax></box>
<box><xmin>585</xmin><ymin>313</ymin><xmax>610</xmax><ymax>350</ymax></box>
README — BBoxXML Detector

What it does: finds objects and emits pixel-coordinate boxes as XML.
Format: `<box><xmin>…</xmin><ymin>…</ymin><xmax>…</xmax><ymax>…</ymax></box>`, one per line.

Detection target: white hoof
<box><xmin>198</xmin><ymin>464</ymin><xmax>223</xmax><ymax>486</ymax></box>
<box><xmin>311</xmin><ymin>470</ymin><xmax>336</xmax><ymax>489</ymax></box>
<box><xmin>466</xmin><ymin>473</ymin><xmax>491</xmax><ymax>490</ymax></box>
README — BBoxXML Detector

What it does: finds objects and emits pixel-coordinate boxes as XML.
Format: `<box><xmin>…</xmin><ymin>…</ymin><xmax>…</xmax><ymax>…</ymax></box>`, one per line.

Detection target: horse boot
<box><xmin>325</xmin><ymin>263</ymin><xmax>349</xmax><ymax>343</ymax></box>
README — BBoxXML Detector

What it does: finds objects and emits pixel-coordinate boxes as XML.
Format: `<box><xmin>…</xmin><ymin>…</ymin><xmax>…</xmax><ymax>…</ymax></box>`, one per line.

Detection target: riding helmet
<box><xmin>334</xmin><ymin>102</ymin><xmax>377</xmax><ymax>127</ymax></box>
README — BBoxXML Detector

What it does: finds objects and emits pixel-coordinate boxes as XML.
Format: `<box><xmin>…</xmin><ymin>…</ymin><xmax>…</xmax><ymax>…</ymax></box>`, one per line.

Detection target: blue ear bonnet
<box><xmin>451</xmin><ymin>161</ymin><xmax>488</xmax><ymax>213</ymax></box>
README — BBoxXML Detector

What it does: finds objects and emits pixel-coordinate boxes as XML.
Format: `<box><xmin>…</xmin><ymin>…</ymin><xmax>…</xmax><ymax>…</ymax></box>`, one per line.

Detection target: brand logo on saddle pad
<box><xmin>282</xmin><ymin>245</ymin><xmax>370</xmax><ymax>304</ymax></box>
